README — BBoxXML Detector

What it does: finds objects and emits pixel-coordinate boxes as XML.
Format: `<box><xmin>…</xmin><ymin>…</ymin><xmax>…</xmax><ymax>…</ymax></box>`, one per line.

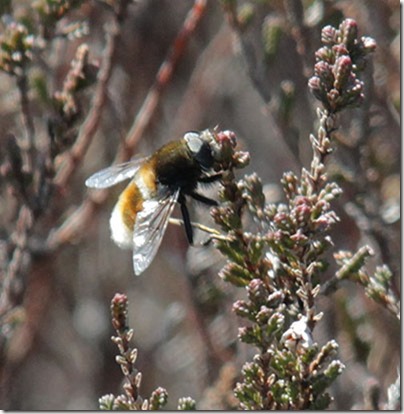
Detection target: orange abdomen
<box><xmin>118</xmin><ymin>163</ymin><xmax>158</xmax><ymax>231</ymax></box>
<box><xmin>119</xmin><ymin>181</ymin><xmax>144</xmax><ymax>230</ymax></box>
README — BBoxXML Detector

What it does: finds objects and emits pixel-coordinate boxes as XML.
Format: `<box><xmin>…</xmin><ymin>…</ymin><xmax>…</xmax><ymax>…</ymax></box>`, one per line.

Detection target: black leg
<box><xmin>189</xmin><ymin>191</ymin><xmax>218</xmax><ymax>206</ymax></box>
<box><xmin>178</xmin><ymin>193</ymin><xmax>193</xmax><ymax>244</ymax></box>
<box><xmin>199</xmin><ymin>173</ymin><xmax>222</xmax><ymax>184</ymax></box>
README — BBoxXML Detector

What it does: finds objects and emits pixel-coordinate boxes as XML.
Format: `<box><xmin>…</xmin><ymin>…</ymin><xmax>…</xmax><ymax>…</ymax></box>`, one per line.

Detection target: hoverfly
<box><xmin>85</xmin><ymin>129</ymin><xmax>222</xmax><ymax>275</ymax></box>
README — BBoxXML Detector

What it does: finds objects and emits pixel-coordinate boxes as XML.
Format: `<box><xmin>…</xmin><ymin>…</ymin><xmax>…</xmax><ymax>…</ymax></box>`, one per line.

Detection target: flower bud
<box><xmin>361</xmin><ymin>36</ymin><xmax>377</xmax><ymax>53</ymax></box>
<box><xmin>340</xmin><ymin>18</ymin><xmax>358</xmax><ymax>51</ymax></box>
<box><xmin>321</xmin><ymin>25</ymin><xmax>337</xmax><ymax>45</ymax></box>
<box><xmin>333</xmin><ymin>55</ymin><xmax>352</xmax><ymax>91</ymax></box>
<box><xmin>247</xmin><ymin>278</ymin><xmax>267</xmax><ymax>304</ymax></box>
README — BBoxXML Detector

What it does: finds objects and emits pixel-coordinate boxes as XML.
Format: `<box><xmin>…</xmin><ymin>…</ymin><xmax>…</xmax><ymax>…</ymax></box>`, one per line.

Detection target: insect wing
<box><xmin>132</xmin><ymin>188</ymin><xmax>180</xmax><ymax>275</ymax></box>
<box><xmin>85</xmin><ymin>158</ymin><xmax>146</xmax><ymax>189</ymax></box>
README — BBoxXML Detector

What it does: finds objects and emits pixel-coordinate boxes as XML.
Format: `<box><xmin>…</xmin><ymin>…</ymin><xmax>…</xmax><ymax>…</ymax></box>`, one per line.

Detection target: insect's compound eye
<box><xmin>185</xmin><ymin>133</ymin><xmax>213</xmax><ymax>171</ymax></box>
<box><xmin>184</xmin><ymin>131</ymin><xmax>203</xmax><ymax>154</ymax></box>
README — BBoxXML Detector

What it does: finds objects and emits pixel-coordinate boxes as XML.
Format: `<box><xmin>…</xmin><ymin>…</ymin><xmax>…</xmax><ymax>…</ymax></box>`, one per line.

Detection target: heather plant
<box><xmin>99</xmin><ymin>18</ymin><xmax>398</xmax><ymax>410</ymax></box>
<box><xmin>213</xmin><ymin>18</ymin><xmax>399</xmax><ymax>410</ymax></box>
<box><xmin>209</xmin><ymin>19</ymin><xmax>389</xmax><ymax>410</ymax></box>
<box><xmin>0</xmin><ymin>0</ymin><xmax>95</xmax><ymax>354</ymax></box>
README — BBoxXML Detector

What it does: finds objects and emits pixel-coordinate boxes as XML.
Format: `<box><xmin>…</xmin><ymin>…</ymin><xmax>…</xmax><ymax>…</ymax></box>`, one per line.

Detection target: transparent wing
<box><xmin>132</xmin><ymin>188</ymin><xmax>180</xmax><ymax>276</ymax></box>
<box><xmin>85</xmin><ymin>158</ymin><xmax>146</xmax><ymax>189</ymax></box>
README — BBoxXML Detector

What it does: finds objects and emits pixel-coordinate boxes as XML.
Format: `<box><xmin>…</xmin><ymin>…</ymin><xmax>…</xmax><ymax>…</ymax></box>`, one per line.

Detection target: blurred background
<box><xmin>0</xmin><ymin>0</ymin><xmax>400</xmax><ymax>410</ymax></box>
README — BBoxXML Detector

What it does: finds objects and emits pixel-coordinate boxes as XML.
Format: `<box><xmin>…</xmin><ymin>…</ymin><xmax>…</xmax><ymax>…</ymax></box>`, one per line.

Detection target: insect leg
<box><xmin>189</xmin><ymin>191</ymin><xmax>218</xmax><ymax>206</ymax></box>
<box><xmin>199</xmin><ymin>173</ymin><xmax>222</xmax><ymax>184</ymax></box>
<box><xmin>178</xmin><ymin>193</ymin><xmax>194</xmax><ymax>244</ymax></box>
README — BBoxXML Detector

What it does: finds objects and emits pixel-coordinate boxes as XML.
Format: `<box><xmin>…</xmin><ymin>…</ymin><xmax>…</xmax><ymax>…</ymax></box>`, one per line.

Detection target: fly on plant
<box><xmin>85</xmin><ymin>129</ymin><xmax>225</xmax><ymax>275</ymax></box>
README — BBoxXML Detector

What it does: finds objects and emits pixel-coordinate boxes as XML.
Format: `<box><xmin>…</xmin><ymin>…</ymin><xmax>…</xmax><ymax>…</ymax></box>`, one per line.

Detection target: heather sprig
<box><xmin>99</xmin><ymin>293</ymin><xmax>196</xmax><ymax>411</ymax></box>
<box><xmin>335</xmin><ymin>250</ymin><xmax>400</xmax><ymax>319</ymax></box>
<box><xmin>308</xmin><ymin>19</ymin><xmax>399</xmax><ymax>320</ymax></box>
<box><xmin>0</xmin><ymin>20</ymin><xmax>39</xmax><ymax>76</ymax></box>
<box><xmin>99</xmin><ymin>293</ymin><xmax>156</xmax><ymax>410</ymax></box>
<box><xmin>308</xmin><ymin>18</ymin><xmax>376</xmax><ymax>112</ymax></box>
<box><xmin>211</xmin><ymin>18</ymin><xmax>377</xmax><ymax>409</ymax></box>
<box><xmin>0</xmin><ymin>1</ymin><xmax>85</xmax><ymax>76</ymax></box>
